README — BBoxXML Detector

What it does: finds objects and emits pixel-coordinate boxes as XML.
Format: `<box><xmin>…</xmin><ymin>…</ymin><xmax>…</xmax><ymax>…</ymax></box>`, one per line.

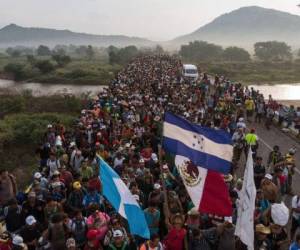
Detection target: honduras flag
<box><xmin>163</xmin><ymin>112</ymin><xmax>233</xmax><ymax>174</ymax></box>
<box><xmin>99</xmin><ymin>157</ymin><xmax>150</xmax><ymax>239</ymax></box>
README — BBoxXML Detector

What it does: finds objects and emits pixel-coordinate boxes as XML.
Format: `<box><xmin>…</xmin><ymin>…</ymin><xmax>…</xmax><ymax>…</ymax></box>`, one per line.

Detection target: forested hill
<box><xmin>0</xmin><ymin>24</ymin><xmax>154</xmax><ymax>48</ymax></box>
<box><xmin>174</xmin><ymin>6</ymin><xmax>300</xmax><ymax>48</ymax></box>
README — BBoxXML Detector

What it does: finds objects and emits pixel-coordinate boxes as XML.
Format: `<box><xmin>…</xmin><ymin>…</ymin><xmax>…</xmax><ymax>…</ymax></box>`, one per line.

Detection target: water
<box><xmin>249</xmin><ymin>84</ymin><xmax>300</xmax><ymax>101</ymax></box>
<box><xmin>0</xmin><ymin>79</ymin><xmax>107</xmax><ymax>96</ymax></box>
<box><xmin>0</xmin><ymin>79</ymin><xmax>300</xmax><ymax>100</ymax></box>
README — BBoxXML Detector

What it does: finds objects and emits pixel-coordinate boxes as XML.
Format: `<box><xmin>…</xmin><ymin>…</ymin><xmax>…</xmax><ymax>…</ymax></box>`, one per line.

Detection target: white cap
<box><xmin>12</xmin><ymin>235</ymin><xmax>25</xmax><ymax>247</ymax></box>
<box><xmin>47</xmin><ymin>124</ymin><xmax>52</xmax><ymax>128</ymax></box>
<box><xmin>154</xmin><ymin>183</ymin><xmax>161</xmax><ymax>190</ymax></box>
<box><xmin>26</xmin><ymin>215</ymin><xmax>37</xmax><ymax>226</ymax></box>
<box><xmin>224</xmin><ymin>216</ymin><xmax>233</xmax><ymax>223</ymax></box>
<box><xmin>238</xmin><ymin>117</ymin><xmax>244</xmax><ymax>122</ymax></box>
<box><xmin>264</xmin><ymin>174</ymin><xmax>273</xmax><ymax>180</ymax></box>
<box><xmin>139</xmin><ymin>158</ymin><xmax>145</xmax><ymax>163</ymax></box>
<box><xmin>34</xmin><ymin>172</ymin><xmax>42</xmax><ymax>179</ymax></box>
<box><xmin>151</xmin><ymin>153</ymin><xmax>158</xmax><ymax>163</ymax></box>
<box><xmin>113</xmin><ymin>229</ymin><xmax>124</xmax><ymax>238</ymax></box>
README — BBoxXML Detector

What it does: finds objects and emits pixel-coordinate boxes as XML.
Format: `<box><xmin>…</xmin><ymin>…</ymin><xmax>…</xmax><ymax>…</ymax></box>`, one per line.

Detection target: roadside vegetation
<box><xmin>0</xmin><ymin>92</ymin><xmax>87</xmax><ymax>187</ymax></box>
<box><xmin>180</xmin><ymin>40</ymin><xmax>300</xmax><ymax>84</ymax></box>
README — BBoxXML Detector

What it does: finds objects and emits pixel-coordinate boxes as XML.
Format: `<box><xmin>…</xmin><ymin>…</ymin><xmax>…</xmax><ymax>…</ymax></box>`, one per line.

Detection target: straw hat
<box><xmin>255</xmin><ymin>224</ymin><xmax>271</xmax><ymax>234</ymax></box>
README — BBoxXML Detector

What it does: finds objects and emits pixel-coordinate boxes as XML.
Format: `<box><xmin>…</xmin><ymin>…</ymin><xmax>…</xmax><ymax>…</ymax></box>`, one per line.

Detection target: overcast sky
<box><xmin>0</xmin><ymin>0</ymin><xmax>300</xmax><ymax>40</ymax></box>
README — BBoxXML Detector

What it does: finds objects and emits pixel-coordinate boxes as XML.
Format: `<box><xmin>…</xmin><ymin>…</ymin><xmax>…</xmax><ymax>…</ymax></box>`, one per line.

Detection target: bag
<box><xmin>71</xmin><ymin>219</ymin><xmax>87</xmax><ymax>244</ymax></box>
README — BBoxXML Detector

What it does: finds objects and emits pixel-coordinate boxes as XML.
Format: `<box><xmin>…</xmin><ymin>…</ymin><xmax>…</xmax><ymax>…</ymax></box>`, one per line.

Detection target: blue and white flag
<box><xmin>99</xmin><ymin>157</ymin><xmax>150</xmax><ymax>239</ymax></box>
<box><xmin>163</xmin><ymin>112</ymin><xmax>233</xmax><ymax>174</ymax></box>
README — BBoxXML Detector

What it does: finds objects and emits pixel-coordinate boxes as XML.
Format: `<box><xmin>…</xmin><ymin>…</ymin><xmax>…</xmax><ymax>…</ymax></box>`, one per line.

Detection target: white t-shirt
<box><xmin>292</xmin><ymin>195</ymin><xmax>300</xmax><ymax>219</ymax></box>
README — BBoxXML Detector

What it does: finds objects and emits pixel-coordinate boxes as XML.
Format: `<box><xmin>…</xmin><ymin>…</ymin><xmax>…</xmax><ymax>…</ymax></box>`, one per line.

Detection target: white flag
<box><xmin>235</xmin><ymin>149</ymin><xmax>256</xmax><ymax>250</ymax></box>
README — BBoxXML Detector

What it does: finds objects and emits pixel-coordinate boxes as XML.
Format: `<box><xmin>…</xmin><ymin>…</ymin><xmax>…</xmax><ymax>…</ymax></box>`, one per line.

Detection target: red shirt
<box><xmin>164</xmin><ymin>227</ymin><xmax>186</xmax><ymax>250</ymax></box>
<box><xmin>88</xmin><ymin>177</ymin><xmax>102</xmax><ymax>192</ymax></box>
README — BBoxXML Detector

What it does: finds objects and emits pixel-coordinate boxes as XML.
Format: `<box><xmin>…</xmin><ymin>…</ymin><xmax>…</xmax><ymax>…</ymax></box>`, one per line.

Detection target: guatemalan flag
<box><xmin>99</xmin><ymin>157</ymin><xmax>150</xmax><ymax>239</ymax></box>
<box><xmin>163</xmin><ymin>112</ymin><xmax>233</xmax><ymax>216</ymax></box>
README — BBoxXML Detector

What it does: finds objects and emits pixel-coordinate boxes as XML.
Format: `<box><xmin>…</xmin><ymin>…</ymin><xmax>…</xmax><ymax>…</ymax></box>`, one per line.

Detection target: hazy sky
<box><xmin>0</xmin><ymin>0</ymin><xmax>300</xmax><ymax>40</ymax></box>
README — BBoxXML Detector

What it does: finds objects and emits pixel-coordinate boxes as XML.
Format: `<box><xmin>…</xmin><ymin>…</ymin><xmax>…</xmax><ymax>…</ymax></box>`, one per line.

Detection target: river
<box><xmin>0</xmin><ymin>79</ymin><xmax>107</xmax><ymax>96</ymax></box>
<box><xmin>0</xmin><ymin>79</ymin><xmax>299</xmax><ymax>105</ymax></box>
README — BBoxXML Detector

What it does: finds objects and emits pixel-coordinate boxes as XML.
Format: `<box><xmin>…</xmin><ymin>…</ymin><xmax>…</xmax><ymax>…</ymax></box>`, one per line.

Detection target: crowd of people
<box><xmin>0</xmin><ymin>55</ymin><xmax>300</xmax><ymax>250</ymax></box>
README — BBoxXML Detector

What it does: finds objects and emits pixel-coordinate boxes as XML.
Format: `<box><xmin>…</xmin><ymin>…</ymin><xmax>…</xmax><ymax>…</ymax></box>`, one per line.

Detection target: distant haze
<box><xmin>0</xmin><ymin>0</ymin><xmax>300</xmax><ymax>40</ymax></box>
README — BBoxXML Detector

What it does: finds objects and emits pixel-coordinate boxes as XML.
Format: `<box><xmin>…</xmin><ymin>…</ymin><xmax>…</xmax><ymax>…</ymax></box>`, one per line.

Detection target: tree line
<box><xmin>179</xmin><ymin>40</ymin><xmax>294</xmax><ymax>62</ymax></box>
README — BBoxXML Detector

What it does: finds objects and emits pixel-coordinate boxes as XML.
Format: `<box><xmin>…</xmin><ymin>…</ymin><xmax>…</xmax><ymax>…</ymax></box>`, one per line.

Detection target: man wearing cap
<box><xmin>67</xmin><ymin>181</ymin><xmax>85</xmax><ymax>212</ymax></box>
<box><xmin>254</xmin><ymin>224</ymin><xmax>271</xmax><ymax>250</ymax></box>
<box><xmin>260</xmin><ymin>174</ymin><xmax>278</xmax><ymax>203</ymax></box>
<box><xmin>20</xmin><ymin>215</ymin><xmax>42</xmax><ymax>250</ymax></box>
<box><xmin>21</xmin><ymin>191</ymin><xmax>45</xmax><ymax>225</ymax></box>
<box><xmin>12</xmin><ymin>235</ymin><xmax>27</xmax><ymax>250</ymax></box>
<box><xmin>107</xmin><ymin>230</ymin><xmax>130</xmax><ymax>250</ymax></box>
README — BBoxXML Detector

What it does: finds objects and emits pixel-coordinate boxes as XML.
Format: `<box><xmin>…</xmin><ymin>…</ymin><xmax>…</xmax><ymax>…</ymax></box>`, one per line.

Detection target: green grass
<box><xmin>195</xmin><ymin>61</ymin><xmax>300</xmax><ymax>84</ymax></box>
<box><xmin>0</xmin><ymin>55</ymin><xmax>122</xmax><ymax>85</ymax></box>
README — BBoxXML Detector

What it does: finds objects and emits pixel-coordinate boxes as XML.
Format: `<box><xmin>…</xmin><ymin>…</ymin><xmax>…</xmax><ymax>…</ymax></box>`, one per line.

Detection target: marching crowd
<box><xmin>0</xmin><ymin>55</ymin><xmax>300</xmax><ymax>250</ymax></box>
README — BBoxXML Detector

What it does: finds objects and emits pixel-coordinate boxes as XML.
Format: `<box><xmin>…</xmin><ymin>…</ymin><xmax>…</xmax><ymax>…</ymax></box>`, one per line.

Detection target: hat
<box><xmin>47</xmin><ymin>124</ymin><xmax>52</xmax><ymax>128</ymax></box>
<box><xmin>113</xmin><ymin>229</ymin><xmax>124</xmax><ymax>238</ymax></box>
<box><xmin>151</xmin><ymin>153</ymin><xmax>158</xmax><ymax>163</ymax></box>
<box><xmin>271</xmin><ymin>202</ymin><xmax>289</xmax><ymax>226</ymax></box>
<box><xmin>139</xmin><ymin>158</ymin><xmax>145</xmax><ymax>163</ymax></box>
<box><xmin>66</xmin><ymin>238</ymin><xmax>76</xmax><ymax>248</ymax></box>
<box><xmin>256</xmin><ymin>224</ymin><xmax>271</xmax><ymax>234</ymax></box>
<box><xmin>69</xmin><ymin>142</ymin><xmax>76</xmax><ymax>148</ymax></box>
<box><xmin>188</xmin><ymin>207</ymin><xmax>200</xmax><ymax>216</ymax></box>
<box><xmin>87</xmin><ymin>229</ymin><xmax>98</xmax><ymax>240</ymax></box>
<box><xmin>34</xmin><ymin>172</ymin><xmax>42</xmax><ymax>179</ymax></box>
<box><xmin>224</xmin><ymin>216</ymin><xmax>233</xmax><ymax>224</ymax></box>
<box><xmin>12</xmin><ymin>235</ymin><xmax>25</xmax><ymax>247</ymax></box>
<box><xmin>154</xmin><ymin>183</ymin><xmax>161</xmax><ymax>190</ymax></box>
<box><xmin>26</xmin><ymin>215</ymin><xmax>37</xmax><ymax>225</ymax></box>
<box><xmin>73</xmin><ymin>181</ymin><xmax>81</xmax><ymax>190</ymax></box>
<box><xmin>53</xmin><ymin>170</ymin><xmax>60</xmax><ymax>176</ymax></box>
<box><xmin>28</xmin><ymin>192</ymin><xmax>36</xmax><ymax>198</ymax></box>
<box><xmin>224</xmin><ymin>174</ymin><xmax>233</xmax><ymax>183</ymax></box>
<box><xmin>238</xmin><ymin>117</ymin><xmax>244</xmax><ymax>122</ymax></box>
<box><xmin>289</xmin><ymin>148</ymin><xmax>296</xmax><ymax>155</ymax></box>
<box><xmin>264</xmin><ymin>174</ymin><xmax>273</xmax><ymax>180</ymax></box>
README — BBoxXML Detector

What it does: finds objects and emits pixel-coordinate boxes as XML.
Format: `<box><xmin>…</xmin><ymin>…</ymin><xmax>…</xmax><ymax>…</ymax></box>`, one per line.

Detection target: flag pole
<box><xmin>158</xmin><ymin>144</ymin><xmax>170</xmax><ymax>223</ymax></box>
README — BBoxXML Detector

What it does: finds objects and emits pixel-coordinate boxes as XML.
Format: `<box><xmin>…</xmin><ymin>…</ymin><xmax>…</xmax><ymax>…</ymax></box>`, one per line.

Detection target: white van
<box><xmin>182</xmin><ymin>64</ymin><xmax>199</xmax><ymax>82</ymax></box>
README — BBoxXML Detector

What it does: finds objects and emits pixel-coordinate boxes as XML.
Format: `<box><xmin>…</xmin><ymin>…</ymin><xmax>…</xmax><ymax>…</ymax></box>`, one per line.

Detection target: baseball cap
<box><xmin>47</xmin><ymin>124</ymin><xmax>52</xmax><ymax>128</ymax></box>
<box><xmin>12</xmin><ymin>235</ymin><xmax>25</xmax><ymax>247</ymax></box>
<box><xmin>154</xmin><ymin>183</ymin><xmax>161</xmax><ymax>190</ymax></box>
<box><xmin>34</xmin><ymin>172</ymin><xmax>42</xmax><ymax>179</ymax></box>
<box><xmin>264</xmin><ymin>174</ymin><xmax>273</xmax><ymax>180</ymax></box>
<box><xmin>113</xmin><ymin>230</ymin><xmax>124</xmax><ymax>238</ymax></box>
<box><xmin>73</xmin><ymin>181</ymin><xmax>81</xmax><ymax>190</ymax></box>
<box><xmin>26</xmin><ymin>215</ymin><xmax>37</xmax><ymax>226</ymax></box>
<box><xmin>151</xmin><ymin>153</ymin><xmax>158</xmax><ymax>163</ymax></box>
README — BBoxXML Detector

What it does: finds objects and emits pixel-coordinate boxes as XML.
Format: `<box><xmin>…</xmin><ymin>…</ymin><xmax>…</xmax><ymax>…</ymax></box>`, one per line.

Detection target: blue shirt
<box><xmin>144</xmin><ymin>208</ymin><xmax>160</xmax><ymax>235</ymax></box>
<box><xmin>290</xmin><ymin>242</ymin><xmax>300</xmax><ymax>250</ymax></box>
<box><xmin>83</xmin><ymin>192</ymin><xmax>102</xmax><ymax>207</ymax></box>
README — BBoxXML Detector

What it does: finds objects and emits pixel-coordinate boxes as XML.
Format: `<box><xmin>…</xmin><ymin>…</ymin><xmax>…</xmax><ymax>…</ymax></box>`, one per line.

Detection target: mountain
<box><xmin>173</xmin><ymin>6</ymin><xmax>300</xmax><ymax>49</ymax></box>
<box><xmin>0</xmin><ymin>24</ymin><xmax>154</xmax><ymax>48</ymax></box>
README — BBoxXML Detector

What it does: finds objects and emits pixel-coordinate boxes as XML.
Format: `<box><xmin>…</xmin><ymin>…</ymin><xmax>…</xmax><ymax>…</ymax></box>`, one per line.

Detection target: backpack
<box><xmin>71</xmin><ymin>219</ymin><xmax>87</xmax><ymax>244</ymax></box>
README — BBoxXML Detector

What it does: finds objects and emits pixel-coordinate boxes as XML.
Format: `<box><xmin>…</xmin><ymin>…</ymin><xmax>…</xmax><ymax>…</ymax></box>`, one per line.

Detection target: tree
<box><xmin>6</xmin><ymin>47</ymin><xmax>21</xmax><ymax>57</ymax></box>
<box><xmin>179</xmin><ymin>41</ymin><xmax>223</xmax><ymax>61</ymax></box>
<box><xmin>52</xmin><ymin>54</ymin><xmax>71</xmax><ymax>67</ymax></box>
<box><xmin>26</xmin><ymin>55</ymin><xmax>36</xmax><ymax>67</ymax></box>
<box><xmin>37</xmin><ymin>45</ymin><xmax>51</xmax><ymax>56</ymax></box>
<box><xmin>34</xmin><ymin>60</ymin><xmax>55</xmax><ymax>73</ymax></box>
<box><xmin>75</xmin><ymin>46</ymin><xmax>88</xmax><ymax>57</ymax></box>
<box><xmin>86</xmin><ymin>45</ymin><xmax>95</xmax><ymax>59</ymax></box>
<box><xmin>223</xmin><ymin>47</ymin><xmax>251</xmax><ymax>61</ymax></box>
<box><xmin>254</xmin><ymin>41</ymin><xmax>292</xmax><ymax>61</ymax></box>
<box><xmin>108</xmin><ymin>45</ymin><xmax>139</xmax><ymax>65</ymax></box>
<box><xmin>4</xmin><ymin>63</ymin><xmax>25</xmax><ymax>81</ymax></box>
<box><xmin>154</xmin><ymin>45</ymin><xmax>164</xmax><ymax>54</ymax></box>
